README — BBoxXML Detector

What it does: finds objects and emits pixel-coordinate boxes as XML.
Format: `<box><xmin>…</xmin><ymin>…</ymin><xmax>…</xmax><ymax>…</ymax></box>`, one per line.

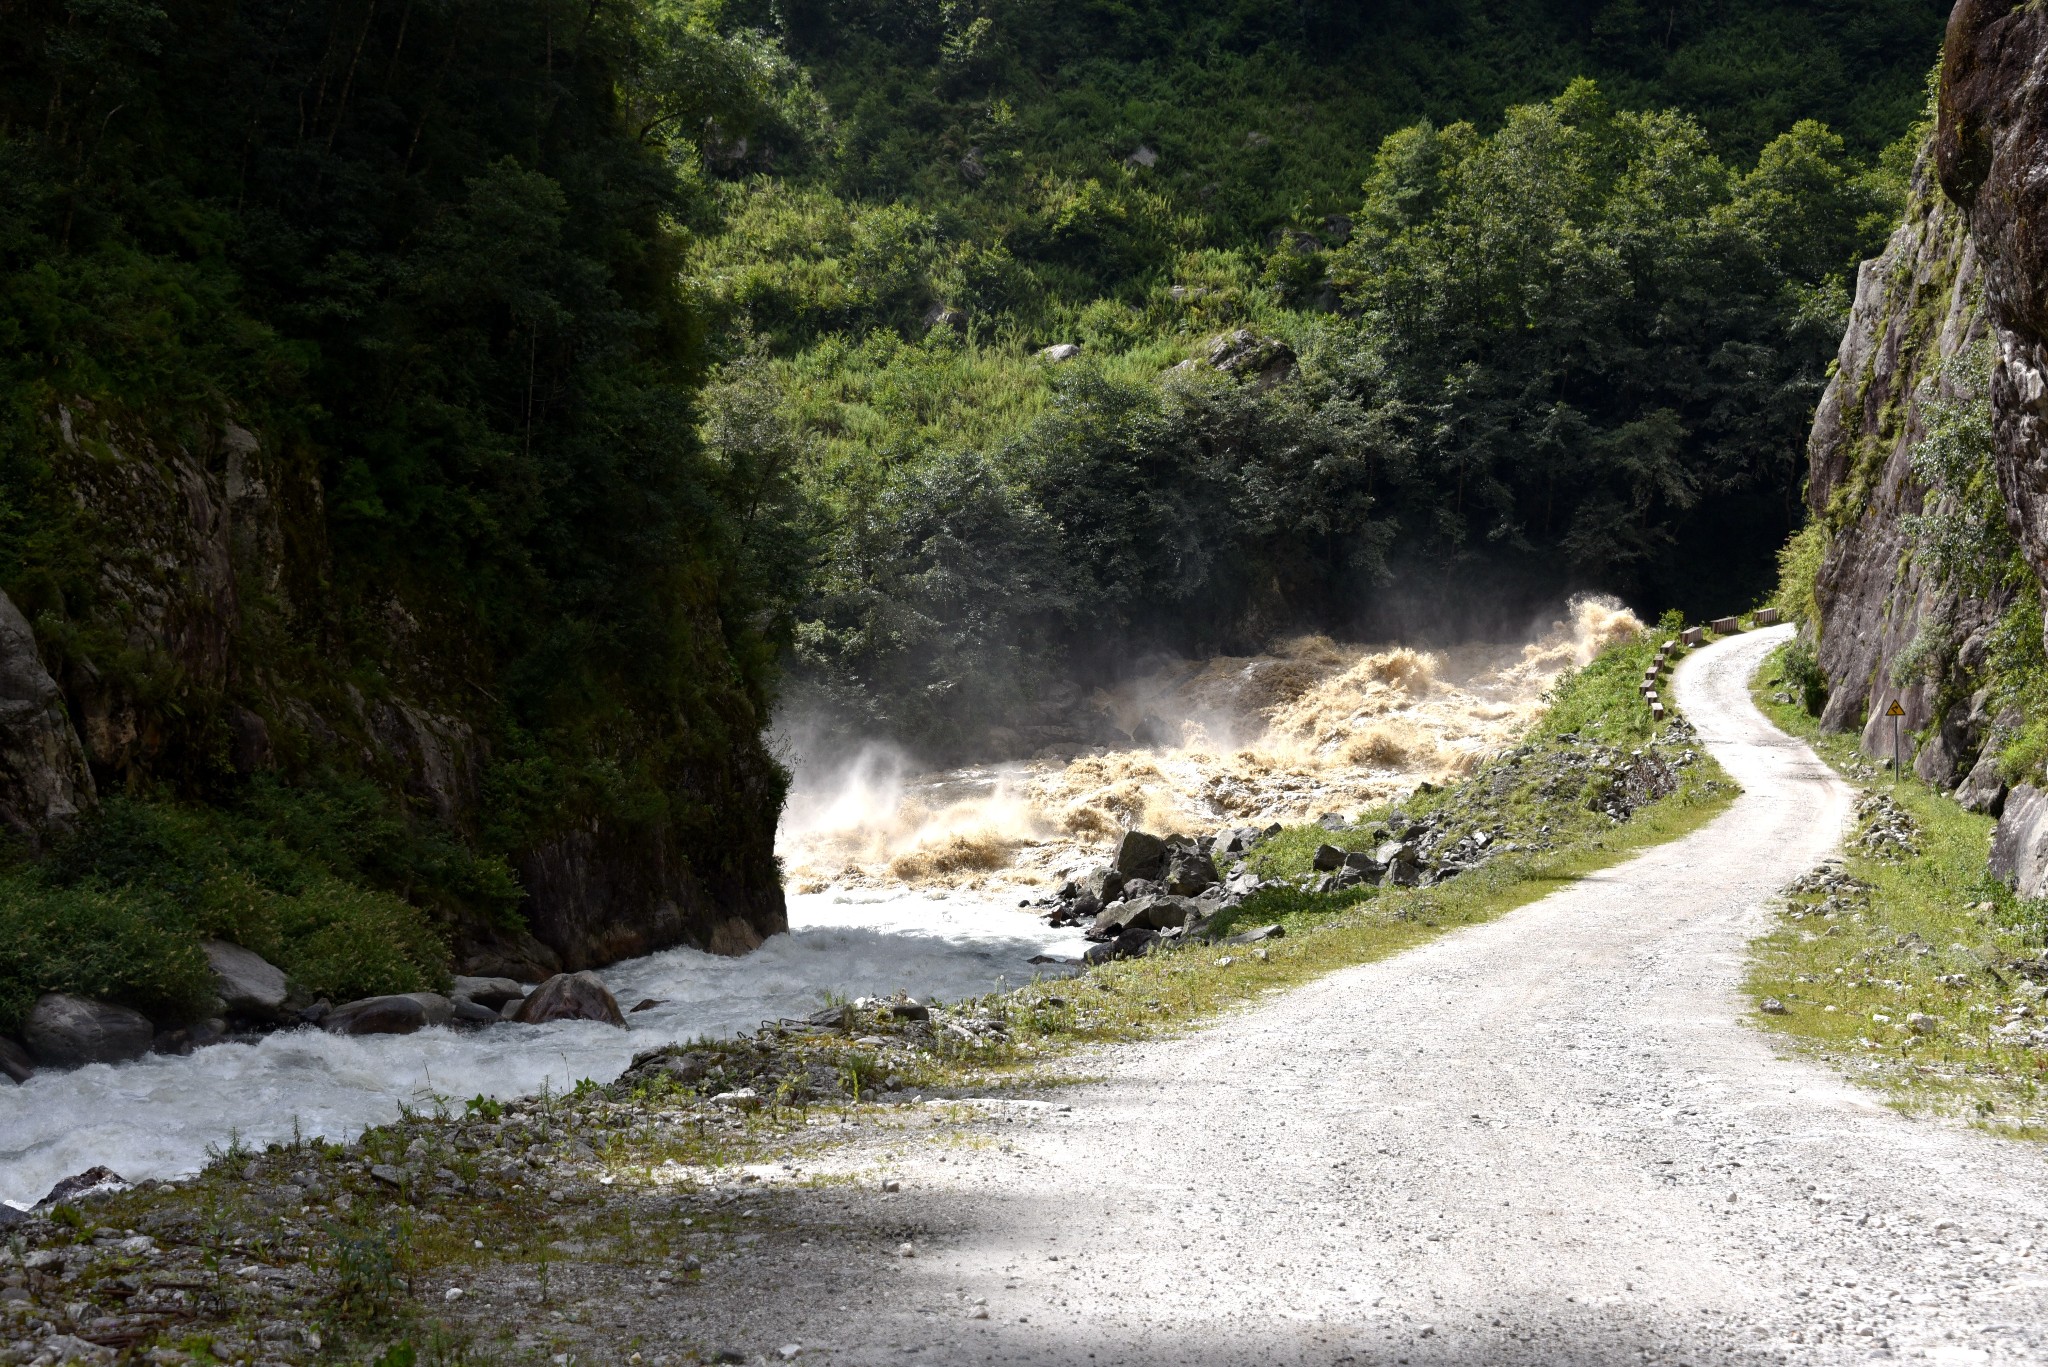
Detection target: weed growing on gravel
<box><xmin>1750</xmin><ymin>643</ymin><xmax>2048</xmax><ymax>1134</ymax></box>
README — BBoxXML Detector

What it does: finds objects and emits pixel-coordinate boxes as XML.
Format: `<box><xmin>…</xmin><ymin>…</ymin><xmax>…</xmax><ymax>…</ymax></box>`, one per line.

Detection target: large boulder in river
<box><xmin>512</xmin><ymin>971</ymin><xmax>626</xmax><ymax>1027</ymax></box>
<box><xmin>1113</xmin><ymin>830</ymin><xmax>1167</xmax><ymax>880</ymax></box>
<box><xmin>204</xmin><ymin>941</ymin><xmax>289</xmax><ymax>1019</ymax></box>
<box><xmin>403</xmin><ymin>992</ymin><xmax>455</xmax><ymax>1027</ymax></box>
<box><xmin>451</xmin><ymin>976</ymin><xmax>528</xmax><ymax>1010</ymax></box>
<box><xmin>0</xmin><ymin>1036</ymin><xmax>33</xmax><ymax>1084</ymax></box>
<box><xmin>22</xmin><ymin>994</ymin><xmax>153</xmax><ymax>1068</ymax></box>
<box><xmin>0</xmin><ymin>588</ymin><xmax>95</xmax><ymax>845</ymax></box>
<box><xmin>321</xmin><ymin>994</ymin><xmax>430</xmax><ymax>1037</ymax></box>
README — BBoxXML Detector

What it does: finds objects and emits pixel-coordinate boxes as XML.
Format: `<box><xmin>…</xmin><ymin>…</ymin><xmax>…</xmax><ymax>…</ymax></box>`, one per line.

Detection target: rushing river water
<box><xmin>0</xmin><ymin>598</ymin><xmax>1645</xmax><ymax>1210</ymax></box>
<box><xmin>0</xmin><ymin>890</ymin><xmax>1085</xmax><ymax>1209</ymax></box>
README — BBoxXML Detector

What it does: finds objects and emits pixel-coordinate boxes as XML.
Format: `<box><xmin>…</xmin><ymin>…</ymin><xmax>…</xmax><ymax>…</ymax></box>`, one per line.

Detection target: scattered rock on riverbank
<box><xmin>22</xmin><ymin>995</ymin><xmax>153</xmax><ymax>1068</ymax></box>
<box><xmin>203</xmin><ymin>941</ymin><xmax>290</xmax><ymax>1021</ymax></box>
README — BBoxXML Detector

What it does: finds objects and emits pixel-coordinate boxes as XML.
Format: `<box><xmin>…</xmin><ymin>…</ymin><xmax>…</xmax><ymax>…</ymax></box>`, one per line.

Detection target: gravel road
<box><xmin>674</xmin><ymin>627</ymin><xmax>2048</xmax><ymax>1366</ymax></box>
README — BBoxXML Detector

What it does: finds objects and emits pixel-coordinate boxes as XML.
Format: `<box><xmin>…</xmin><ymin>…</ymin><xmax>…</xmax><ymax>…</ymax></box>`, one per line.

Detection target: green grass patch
<box><xmin>1749</xmin><ymin>643</ymin><xmax>2048</xmax><ymax>1134</ymax></box>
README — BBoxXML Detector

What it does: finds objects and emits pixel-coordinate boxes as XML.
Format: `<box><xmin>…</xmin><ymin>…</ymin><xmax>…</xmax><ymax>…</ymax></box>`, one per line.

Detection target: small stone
<box><xmin>1760</xmin><ymin>998</ymin><xmax>1788</xmax><ymax>1015</ymax></box>
<box><xmin>969</xmin><ymin>1305</ymin><xmax>990</xmax><ymax>1319</ymax></box>
<box><xmin>444</xmin><ymin>1286</ymin><xmax>464</xmax><ymax>1302</ymax></box>
<box><xmin>1907</xmin><ymin>1012</ymin><xmax>1936</xmax><ymax>1034</ymax></box>
<box><xmin>778</xmin><ymin>1347</ymin><xmax>803</xmax><ymax>1361</ymax></box>
<box><xmin>370</xmin><ymin>1165</ymin><xmax>406</xmax><ymax>1187</ymax></box>
<box><xmin>882</xmin><ymin>1179</ymin><xmax>901</xmax><ymax>1193</ymax></box>
<box><xmin>683</xmin><ymin>1255</ymin><xmax>703</xmax><ymax>1272</ymax></box>
<box><xmin>897</xmin><ymin>1241</ymin><xmax>916</xmax><ymax>1258</ymax></box>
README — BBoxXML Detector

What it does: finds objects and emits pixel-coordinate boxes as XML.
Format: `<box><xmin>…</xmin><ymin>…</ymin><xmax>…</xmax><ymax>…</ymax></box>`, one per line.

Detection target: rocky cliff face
<box><xmin>1802</xmin><ymin>152</ymin><xmax>2013</xmax><ymax>799</ymax></box>
<box><xmin>1805</xmin><ymin>4</ymin><xmax>2048</xmax><ymax>894</ymax></box>
<box><xmin>1932</xmin><ymin>0</ymin><xmax>2048</xmax><ymax>891</ymax></box>
<box><xmin>3</xmin><ymin>400</ymin><xmax>785</xmax><ymax>975</ymax></box>
<box><xmin>0</xmin><ymin>589</ymin><xmax>94</xmax><ymax>844</ymax></box>
<box><xmin>1938</xmin><ymin>1</ymin><xmax>2048</xmax><ymax>637</ymax></box>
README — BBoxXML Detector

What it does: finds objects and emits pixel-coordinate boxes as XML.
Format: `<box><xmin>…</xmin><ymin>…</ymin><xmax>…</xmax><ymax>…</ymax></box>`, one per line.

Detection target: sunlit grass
<box><xmin>1748</xmin><ymin>643</ymin><xmax>2048</xmax><ymax>1135</ymax></box>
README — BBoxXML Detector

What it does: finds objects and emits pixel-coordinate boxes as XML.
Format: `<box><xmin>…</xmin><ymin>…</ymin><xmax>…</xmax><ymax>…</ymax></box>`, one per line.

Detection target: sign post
<box><xmin>1886</xmin><ymin>699</ymin><xmax>1905</xmax><ymax>780</ymax></box>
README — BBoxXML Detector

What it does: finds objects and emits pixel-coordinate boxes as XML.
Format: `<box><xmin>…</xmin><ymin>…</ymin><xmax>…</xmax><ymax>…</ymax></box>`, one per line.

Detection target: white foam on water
<box><xmin>0</xmin><ymin>890</ymin><xmax>1084</xmax><ymax>1208</ymax></box>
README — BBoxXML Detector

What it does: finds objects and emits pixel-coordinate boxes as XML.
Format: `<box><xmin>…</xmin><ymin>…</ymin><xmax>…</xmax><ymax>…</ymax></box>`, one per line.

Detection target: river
<box><xmin>1</xmin><ymin>597</ymin><xmax>1638</xmax><ymax>1208</ymax></box>
<box><xmin>0</xmin><ymin>890</ymin><xmax>1085</xmax><ymax>1209</ymax></box>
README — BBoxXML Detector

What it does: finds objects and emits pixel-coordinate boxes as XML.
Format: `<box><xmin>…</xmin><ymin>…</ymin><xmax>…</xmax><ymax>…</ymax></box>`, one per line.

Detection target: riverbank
<box><xmin>0</xmin><ymin>621</ymin><xmax>1740</xmax><ymax>1366</ymax></box>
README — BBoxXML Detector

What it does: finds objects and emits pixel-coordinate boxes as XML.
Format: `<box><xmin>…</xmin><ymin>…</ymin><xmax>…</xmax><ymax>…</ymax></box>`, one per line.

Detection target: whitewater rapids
<box><xmin>0</xmin><ymin>892</ymin><xmax>1087</xmax><ymax>1209</ymax></box>
<box><xmin>780</xmin><ymin>596</ymin><xmax>1643</xmax><ymax>892</ymax></box>
<box><xmin>0</xmin><ymin>594</ymin><xmax>1642</xmax><ymax>1209</ymax></box>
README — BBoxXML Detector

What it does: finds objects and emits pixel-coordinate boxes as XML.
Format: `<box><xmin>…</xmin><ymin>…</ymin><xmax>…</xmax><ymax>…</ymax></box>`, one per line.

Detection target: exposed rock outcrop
<box><xmin>1939</xmin><ymin>3</ymin><xmax>2048</xmax><ymax>622</ymax></box>
<box><xmin>1803</xmin><ymin>152</ymin><xmax>2006</xmax><ymax>787</ymax></box>
<box><xmin>1988</xmin><ymin>784</ymin><xmax>2048</xmax><ymax>899</ymax></box>
<box><xmin>1</xmin><ymin>402</ymin><xmax>788</xmax><ymax>978</ymax></box>
<box><xmin>0</xmin><ymin>587</ymin><xmax>95</xmax><ymax>843</ymax></box>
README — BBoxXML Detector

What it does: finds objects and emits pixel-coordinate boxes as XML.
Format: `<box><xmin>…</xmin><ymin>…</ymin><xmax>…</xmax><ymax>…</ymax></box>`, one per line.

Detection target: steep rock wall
<box><xmin>1933</xmin><ymin>1</ymin><xmax>2048</xmax><ymax>890</ymax></box>
<box><xmin>1939</xmin><ymin>1</ymin><xmax>2048</xmax><ymax>640</ymax></box>
<box><xmin>6</xmin><ymin>400</ymin><xmax>785</xmax><ymax>975</ymax></box>
<box><xmin>1803</xmin><ymin>154</ymin><xmax>2011</xmax><ymax>795</ymax></box>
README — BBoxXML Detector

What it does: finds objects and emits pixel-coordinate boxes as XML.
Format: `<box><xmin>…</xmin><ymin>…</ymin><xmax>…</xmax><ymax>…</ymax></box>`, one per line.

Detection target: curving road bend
<box><xmin>673</xmin><ymin>627</ymin><xmax>2048</xmax><ymax>1365</ymax></box>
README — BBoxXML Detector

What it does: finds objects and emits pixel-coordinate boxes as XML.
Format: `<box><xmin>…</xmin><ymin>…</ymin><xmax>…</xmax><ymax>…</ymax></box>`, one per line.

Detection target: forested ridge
<box><xmin>0</xmin><ymin>0</ymin><xmax>1944</xmax><ymax>1017</ymax></box>
<box><xmin>687</xmin><ymin>0</ymin><xmax>1943</xmax><ymax>752</ymax></box>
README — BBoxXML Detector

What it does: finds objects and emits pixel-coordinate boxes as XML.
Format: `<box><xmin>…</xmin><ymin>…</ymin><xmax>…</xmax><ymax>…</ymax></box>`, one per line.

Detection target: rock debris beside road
<box><xmin>642</xmin><ymin>626</ymin><xmax>2048</xmax><ymax>1366</ymax></box>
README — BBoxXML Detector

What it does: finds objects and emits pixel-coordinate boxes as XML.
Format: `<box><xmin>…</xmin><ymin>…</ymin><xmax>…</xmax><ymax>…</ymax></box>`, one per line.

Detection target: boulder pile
<box><xmin>1853</xmin><ymin>792</ymin><xmax>1920</xmax><ymax>859</ymax></box>
<box><xmin>1033</xmin><ymin>828</ymin><xmax>1275</xmax><ymax>964</ymax></box>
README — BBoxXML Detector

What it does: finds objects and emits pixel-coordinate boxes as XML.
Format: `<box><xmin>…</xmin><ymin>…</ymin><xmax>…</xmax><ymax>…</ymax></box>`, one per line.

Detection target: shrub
<box><xmin>271</xmin><ymin>879</ymin><xmax>451</xmax><ymax>1005</ymax></box>
<box><xmin>1780</xmin><ymin>641</ymin><xmax>1829</xmax><ymax>716</ymax></box>
<box><xmin>1774</xmin><ymin>520</ymin><xmax>1828</xmax><ymax>629</ymax></box>
<box><xmin>0</xmin><ymin>876</ymin><xmax>215</xmax><ymax>1033</ymax></box>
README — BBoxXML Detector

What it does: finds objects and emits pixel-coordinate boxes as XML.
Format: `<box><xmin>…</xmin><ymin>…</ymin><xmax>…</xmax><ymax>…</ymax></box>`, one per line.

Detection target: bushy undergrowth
<box><xmin>0</xmin><ymin>783</ymin><xmax>467</xmax><ymax>1033</ymax></box>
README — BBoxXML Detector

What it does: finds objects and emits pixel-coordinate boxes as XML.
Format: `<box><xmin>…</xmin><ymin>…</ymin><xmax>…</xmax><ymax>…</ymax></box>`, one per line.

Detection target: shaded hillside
<box><xmin>0</xmin><ymin>0</ymin><xmax>793</xmax><ymax>1024</ymax></box>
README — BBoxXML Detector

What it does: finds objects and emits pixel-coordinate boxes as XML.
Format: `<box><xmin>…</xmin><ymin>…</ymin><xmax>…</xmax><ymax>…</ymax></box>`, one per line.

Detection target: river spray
<box><xmin>778</xmin><ymin>595</ymin><xmax>1643</xmax><ymax>891</ymax></box>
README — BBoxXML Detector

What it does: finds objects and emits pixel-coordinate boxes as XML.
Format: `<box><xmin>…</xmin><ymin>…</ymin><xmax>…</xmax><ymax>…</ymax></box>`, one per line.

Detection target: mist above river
<box><xmin>777</xmin><ymin>596</ymin><xmax>1643</xmax><ymax>893</ymax></box>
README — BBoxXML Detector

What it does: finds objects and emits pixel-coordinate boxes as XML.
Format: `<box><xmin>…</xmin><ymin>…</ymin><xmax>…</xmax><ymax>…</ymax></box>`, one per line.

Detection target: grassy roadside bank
<box><xmin>0</xmin><ymin>628</ymin><xmax>1739</xmax><ymax>1367</ymax></box>
<box><xmin>1748</xmin><ymin>644</ymin><xmax>2048</xmax><ymax>1136</ymax></box>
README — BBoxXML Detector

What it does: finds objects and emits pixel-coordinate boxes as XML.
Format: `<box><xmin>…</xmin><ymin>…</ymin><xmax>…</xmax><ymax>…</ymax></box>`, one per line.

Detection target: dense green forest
<box><xmin>0</xmin><ymin>0</ymin><xmax>1944</xmax><ymax>1017</ymax></box>
<box><xmin>678</xmin><ymin>0</ymin><xmax>1943</xmax><ymax>750</ymax></box>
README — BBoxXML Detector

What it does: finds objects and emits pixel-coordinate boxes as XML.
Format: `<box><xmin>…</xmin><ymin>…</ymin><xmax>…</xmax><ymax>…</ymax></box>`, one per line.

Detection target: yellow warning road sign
<box><xmin>1885</xmin><ymin>700</ymin><xmax>1905</xmax><ymax>717</ymax></box>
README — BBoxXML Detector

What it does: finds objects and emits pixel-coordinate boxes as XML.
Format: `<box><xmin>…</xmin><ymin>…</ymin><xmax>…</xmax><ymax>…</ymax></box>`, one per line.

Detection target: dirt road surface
<box><xmin>646</xmin><ymin>627</ymin><xmax>2048</xmax><ymax>1366</ymax></box>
